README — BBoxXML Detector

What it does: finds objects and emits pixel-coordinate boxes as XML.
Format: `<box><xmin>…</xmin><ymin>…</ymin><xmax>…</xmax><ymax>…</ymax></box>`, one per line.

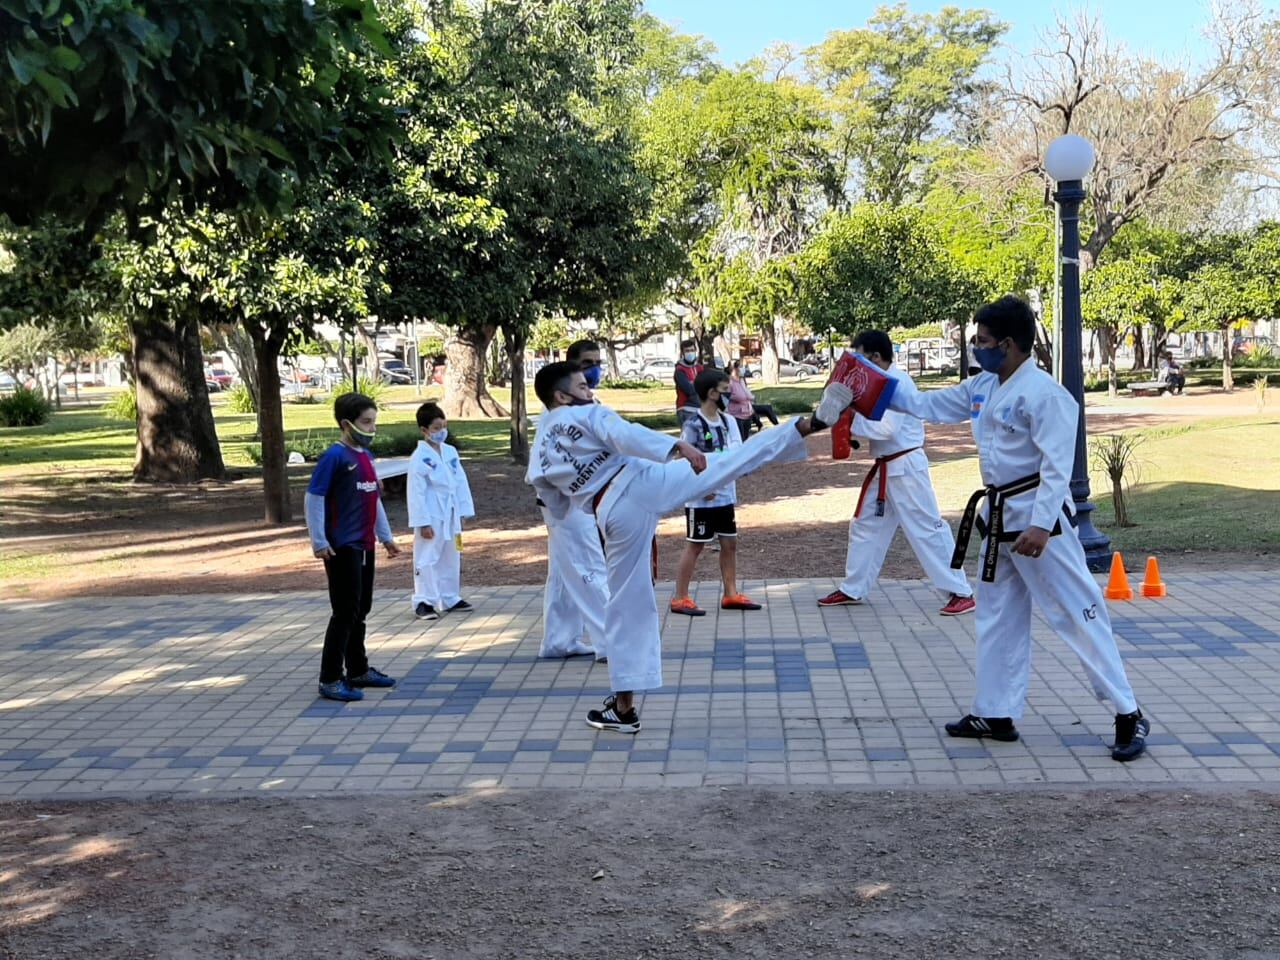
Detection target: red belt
<box><xmin>854</xmin><ymin>447</ymin><xmax>920</xmax><ymax>518</ymax></box>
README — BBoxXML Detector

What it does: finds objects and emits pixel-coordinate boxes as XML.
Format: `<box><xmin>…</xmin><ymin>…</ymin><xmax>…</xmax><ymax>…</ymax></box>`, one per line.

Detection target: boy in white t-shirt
<box><xmin>670</xmin><ymin>368</ymin><xmax>762</xmax><ymax>615</ymax></box>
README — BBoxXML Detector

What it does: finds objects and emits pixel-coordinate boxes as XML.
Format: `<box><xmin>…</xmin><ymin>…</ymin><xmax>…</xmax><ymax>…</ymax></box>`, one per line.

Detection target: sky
<box><xmin>641</xmin><ymin>1</ymin><xmax>1217</xmax><ymax>68</ymax></box>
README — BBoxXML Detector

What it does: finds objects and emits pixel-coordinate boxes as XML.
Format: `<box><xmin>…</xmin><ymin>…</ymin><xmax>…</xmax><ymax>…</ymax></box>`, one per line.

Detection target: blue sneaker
<box><xmin>348</xmin><ymin>667</ymin><xmax>396</xmax><ymax>688</ymax></box>
<box><xmin>318</xmin><ymin>679</ymin><xmax>364</xmax><ymax>702</ymax></box>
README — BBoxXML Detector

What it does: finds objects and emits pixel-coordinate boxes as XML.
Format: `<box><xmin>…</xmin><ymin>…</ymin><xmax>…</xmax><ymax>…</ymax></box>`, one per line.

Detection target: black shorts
<box><xmin>685</xmin><ymin>504</ymin><xmax>737</xmax><ymax>542</ymax></box>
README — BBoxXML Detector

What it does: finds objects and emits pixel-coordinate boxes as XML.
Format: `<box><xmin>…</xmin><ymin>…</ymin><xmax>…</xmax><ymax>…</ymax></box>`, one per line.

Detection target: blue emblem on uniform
<box><xmin>970</xmin><ymin>394</ymin><xmax>985</xmax><ymax>418</ymax></box>
<box><xmin>423</xmin><ymin>456</ymin><xmax>436</xmax><ymax>468</ymax></box>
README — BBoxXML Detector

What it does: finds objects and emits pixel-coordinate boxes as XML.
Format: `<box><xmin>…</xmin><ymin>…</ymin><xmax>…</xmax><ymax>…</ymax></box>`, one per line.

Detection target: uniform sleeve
<box><xmin>852</xmin><ymin>410</ymin><xmax>901</xmax><ymax>440</ymax></box>
<box><xmin>304</xmin><ymin>491</ymin><xmax>329</xmax><ymax>553</ymax></box>
<box><xmin>1027</xmin><ymin>391</ymin><xmax>1079</xmax><ymax>531</ymax></box>
<box><xmin>407</xmin><ymin>459</ymin><xmax>430</xmax><ymax>529</ymax></box>
<box><xmin>593</xmin><ymin>406</ymin><xmax>678</xmax><ymax>462</ymax></box>
<box><xmin>454</xmin><ymin>454</ymin><xmax>476</xmax><ymax>520</ymax></box>
<box><xmin>891</xmin><ymin>379</ymin><xmax>974</xmax><ymax>424</ymax></box>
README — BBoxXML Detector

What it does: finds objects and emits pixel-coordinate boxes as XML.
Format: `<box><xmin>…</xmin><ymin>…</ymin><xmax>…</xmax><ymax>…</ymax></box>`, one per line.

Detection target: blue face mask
<box><xmin>682</xmin><ymin>352</ymin><xmax>698</xmax><ymax>364</ymax></box>
<box><xmin>429</xmin><ymin>428</ymin><xmax>448</xmax><ymax>444</ymax></box>
<box><xmin>582</xmin><ymin>365</ymin><xmax>602</xmax><ymax>389</ymax></box>
<box><xmin>346</xmin><ymin>422</ymin><xmax>376</xmax><ymax>448</ymax></box>
<box><xmin>973</xmin><ymin>345</ymin><xmax>1005</xmax><ymax>373</ymax></box>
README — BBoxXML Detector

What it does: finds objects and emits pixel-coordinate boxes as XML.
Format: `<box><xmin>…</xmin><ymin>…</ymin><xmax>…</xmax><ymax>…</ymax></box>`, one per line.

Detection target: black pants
<box><xmin>320</xmin><ymin>546</ymin><xmax>375</xmax><ymax>684</ymax></box>
<box><xmin>735</xmin><ymin>417</ymin><xmax>753</xmax><ymax>441</ymax></box>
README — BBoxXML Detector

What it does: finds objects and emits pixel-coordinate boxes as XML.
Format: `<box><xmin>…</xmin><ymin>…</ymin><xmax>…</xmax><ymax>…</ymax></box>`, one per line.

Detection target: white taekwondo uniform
<box><xmin>526</xmin><ymin>416</ymin><xmax>610</xmax><ymax>659</ymax></box>
<box><xmin>527</xmin><ymin>402</ymin><xmax>808</xmax><ymax>694</ymax></box>
<box><xmin>840</xmin><ymin>364</ymin><xmax>972</xmax><ymax>601</ymax></box>
<box><xmin>891</xmin><ymin>360</ymin><xmax>1138</xmax><ymax>719</ymax></box>
<box><xmin>408</xmin><ymin>438</ymin><xmax>475</xmax><ymax>612</ymax></box>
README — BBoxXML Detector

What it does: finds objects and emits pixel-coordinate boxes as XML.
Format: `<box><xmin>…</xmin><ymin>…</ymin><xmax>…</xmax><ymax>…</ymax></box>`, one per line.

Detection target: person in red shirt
<box><xmin>673</xmin><ymin>339</ymin><xmax>703</xmax><ymax>427</ymax></box>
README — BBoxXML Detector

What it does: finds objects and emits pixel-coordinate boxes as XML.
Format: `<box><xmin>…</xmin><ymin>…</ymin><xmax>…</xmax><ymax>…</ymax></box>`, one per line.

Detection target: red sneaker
<box><xmin>817</xmin><ymin>590</ymin><xmax>862</xmax><ymax>607</ymax></box>
<box><xmin>670</xmin><ymin>596</ymin><xmax>706</xmax><ymax>617</ymax></box>
<box><xmin>940</xmin><ymin>594</ymin><xmax>976</xmax><ymax>616</ymax></box>
<box><xmin>721</xmin><ymin>593</ymin><xmax>762</xmax><ymax>611</ymax></box>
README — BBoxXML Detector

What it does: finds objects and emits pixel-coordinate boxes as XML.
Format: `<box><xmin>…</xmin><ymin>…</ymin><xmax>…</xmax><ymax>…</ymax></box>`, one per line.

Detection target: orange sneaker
<box><xmin>669</xmin><ymin>596</ymin><xmax>706</xmax><ymax>617</ymax></box>
<box><xmin>939</xmin><ymin>594</ymin><xmax>976</xmax><ymax>616</ymax></box>
<box><xmin>721</xmin><ymin>594</ymin><xmax>762</xmax><ymax>611</ymax></box>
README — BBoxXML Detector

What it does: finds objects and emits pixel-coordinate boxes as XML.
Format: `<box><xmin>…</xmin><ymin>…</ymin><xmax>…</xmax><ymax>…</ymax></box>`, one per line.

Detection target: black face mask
<box><xmin>716</xmin><ymin>393</ymin><xmax>728</xmax><ymax>411</ymax></box>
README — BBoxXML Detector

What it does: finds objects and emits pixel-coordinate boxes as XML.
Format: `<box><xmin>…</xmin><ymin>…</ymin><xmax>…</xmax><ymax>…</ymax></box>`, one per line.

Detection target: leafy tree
<box><xmin>806</xmin><ymin>3</ymin><xmax>1006</xmax><ymax>206</ymax></box>
<box><xmin>1</xmin><ymin>0</ymin><xmax>393</xmax><ymax>228</ymax></box>
<box><xmin>797</xmin><ymin>203</ymin><xmax>982</xmax><ymax>344</ymax></box>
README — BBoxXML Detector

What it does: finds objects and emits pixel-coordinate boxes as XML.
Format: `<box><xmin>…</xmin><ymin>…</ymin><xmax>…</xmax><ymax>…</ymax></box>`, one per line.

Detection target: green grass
<box><xmin>1088</xmin><ymin>417</ymin><xmax>1280</xmax><ymax>554</ymax></box>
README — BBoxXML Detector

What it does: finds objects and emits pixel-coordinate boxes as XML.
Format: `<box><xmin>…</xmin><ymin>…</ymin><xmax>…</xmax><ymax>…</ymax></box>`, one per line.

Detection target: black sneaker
<box><xmin>449</xmin><ymin>599</ymin><xmax>474</xmax><ymax>613</ymax></box>
<box><xmin>586</xmin><ymin>695</ymin><xmax>641</xmax><ymax>734</ymax></box>
<box><xmin>415</xmin><ymin>602</ymin><xmax>438</xmax><ymax>621</ymax></box>
<box><xmin>348</xmin><ymin>667</ymin><xmax>396</xmax><ymax>688</ymax></box>
<box><xmin>944</xmin><ymin>714</ymin><xmax>1019</xmax><ymax>742</ymax></box>
<box><xmin>1112</xmin><ymin>710</ymin><xmax>1150</xmax><ymax>762</ymax></box>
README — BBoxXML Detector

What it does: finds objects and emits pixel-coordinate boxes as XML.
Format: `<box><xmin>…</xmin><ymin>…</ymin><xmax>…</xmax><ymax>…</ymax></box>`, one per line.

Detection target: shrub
<box><xmin>243</xmin><ymin>427</ymin><xmax>421</xmax><ymax>465</ymax></box>
<box><xmin>600</xmin><ymin>377</ymin><xmax>661</xmax><ymax>390</ymax></box>
<box><xmin>333</xmin><ymin>376</ymin><xmax>386</xmax><ymax>404</ymax></box>
<box><xmin>0</xmin><ymin>386</ymin><xmax>51</xmax><ymax>426</ymax></box>
<box><xmin>102</xmin><ymin>388</ymin><xmax>138</xmax><ymax>422</ymax></box>
<box><xmin>288</xmin><ymin>390</ymin><xmax>321</xmax><ymax>405</ymax></box>
<box><xmin>225</xmin><ymin>383</ymin><xmax>257</xmax><ymax>414</ymax></box>
<box><xmin>1091</xmin><ymin>433</ymin><xmax>1145</xmax><ymax>527</ymax></box>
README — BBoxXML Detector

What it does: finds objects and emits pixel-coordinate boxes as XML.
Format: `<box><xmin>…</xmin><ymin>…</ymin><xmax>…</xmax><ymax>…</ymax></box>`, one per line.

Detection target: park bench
<box><xmin>1128</xmin><ymin>380</ymin><xmax>1170</xmax><ymax>397</ymax></box>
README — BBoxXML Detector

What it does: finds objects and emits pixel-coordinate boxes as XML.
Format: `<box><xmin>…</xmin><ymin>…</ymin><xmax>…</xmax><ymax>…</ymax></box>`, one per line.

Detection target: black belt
<box><xmin>952</xmin><ymin>472</ymin><xmax>1065</xmax><ymax>582</ymax></box>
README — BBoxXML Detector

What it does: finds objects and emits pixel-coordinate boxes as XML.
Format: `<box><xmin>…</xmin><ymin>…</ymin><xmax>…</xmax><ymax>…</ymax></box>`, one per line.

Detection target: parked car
<box><xmin>205</xmin><ymin>368</ymin><xmax>235</xmax><ymax>391</ymax></box>
<box><xmin>378</xmin><ymin>359</ymin><xmax>414</xmax><ymax>384</ymax></box>
<box><xmin>742</xmin><ymin>359</ymin><xmax>819</xmax><ymax>379</ymax></box>
<box><xmin>0</xmin><ymin>372</ymin><xmax>16</xmax><ymax>393</ymax></box>
<box><xmin>627</xmin><ymin>357</ymin><xmax>677</xmax><ymax>382</ymax></box>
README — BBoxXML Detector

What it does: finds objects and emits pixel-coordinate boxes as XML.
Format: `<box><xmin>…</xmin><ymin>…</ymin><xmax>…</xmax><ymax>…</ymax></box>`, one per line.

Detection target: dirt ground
<box><xmin>6</xmin><ymin>396</ymin><xmax>1271</xmax><ymax>601</ymax></box>
<box><xmin>2</xmin><ymin>788</ymin><xmax>1279</xmax><ymax>959</ymax></box>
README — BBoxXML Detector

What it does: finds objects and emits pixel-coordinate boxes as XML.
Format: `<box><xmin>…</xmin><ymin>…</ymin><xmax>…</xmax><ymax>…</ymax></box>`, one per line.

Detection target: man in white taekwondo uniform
<box><xmin>887</xmin><ymin>295</ymin><xmax>1149</xmax><ymax>761</ymax></box>
<box><xmin>527</xmin><ymin>360</ymin><xmax>850</xmax><ymax>734</ymax></box>
<box><xmin>526</xmin><ymin>339</ymin><xmax>610</xmax><ymax>660</ymax></box>
<box><xmin>817</xmin><ymin>329</ymin><xmax>975</xmax><ymax>616</ymax></box>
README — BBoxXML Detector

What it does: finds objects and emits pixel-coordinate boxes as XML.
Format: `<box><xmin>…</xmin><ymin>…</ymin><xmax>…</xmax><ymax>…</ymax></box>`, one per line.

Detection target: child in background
<box><xmin>305</xmin><ymin>392</ymin><xmax>401</xmax><ymax>702</ymax></box>
<box><xmin>408</xmin><ymin>402</ymin><xmax>476</xmax><ymax>621</ymax></box>
<box><xmin>670</xmin><ymin>368</ymin><xmax>762</xmax><ymax>615</ymax></box>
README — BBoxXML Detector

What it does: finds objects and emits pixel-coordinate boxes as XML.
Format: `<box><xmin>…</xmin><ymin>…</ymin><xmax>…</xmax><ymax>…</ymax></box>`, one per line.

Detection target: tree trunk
<box><xmin>1222</xmin><ymin>325</ymin><xmax>1234</xmax><ymax>392</ymax></box>
<box><xmin>1131</xmin><ymin>325</ymin><xmax>1146</xmax><ymax>371</ymax></box>
<box><xmin>1098</xmin><ymin>327</ymin><xmax>1118</xmax><ymax>397</ymax></box>
<box><xmin>442</xmin><ymin>323</ymin><xmax>506</xmax><ymax>418</ymax></box>
<box><xmin>131</xmin><ymin>312</ymin><xmax>224</xmax><ymax>483</ymax></box>
<box><xmin>179</xmin><ymin>312</ymin><xmax>225</xmax><ymax>478</ymax></box>
<box><xmin>222</xmin><ymin>325</ymin><xmax>261</xmax><ymax>409</ymax></box>
<box><xmin>356</xmin><ymin>324</ymin><xmax>381</xmax><ymax>383</ymax></box>
<box><xmin>1111</xmin><ymin>475</ymin><xmax>1129</xmax><ymax>527</ymax></box>
<box><xmin>252</xmin><ymin>326</ymin><xmax>291</xmax><ymax>523</ymax></box>
<box><xmin>505</xmin><ymin>324</ymin><xmax>529</xmax><ymax>466</ymax></box>
<box><xmin>760</xmin><ymin>318</ymin><xmax>782</xmax><ymax>384</ymax></box>
<box><xmin>604</xmin><ymin>339</ymin><xmax>620</xmax><ymax>380</ymax></box>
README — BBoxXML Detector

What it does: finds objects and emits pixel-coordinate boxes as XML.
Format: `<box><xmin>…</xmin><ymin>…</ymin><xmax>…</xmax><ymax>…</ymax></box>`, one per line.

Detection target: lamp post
<box><xmin>1044</xmin><ymin>134</ymin><xmax>1110</xmax><ymax>571</ymax></box>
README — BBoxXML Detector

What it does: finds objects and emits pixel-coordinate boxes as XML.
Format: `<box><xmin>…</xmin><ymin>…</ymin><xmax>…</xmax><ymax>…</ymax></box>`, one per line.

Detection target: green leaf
<box><xmin>47</xmin><ymin>45</ymin><xmax>82</xmax><ymax>71</ymax></box>
<box><xmin>7</xmin><ymin>47</ymin><xmax>43</xmax><ymax>85</ymax></box>
<box><xmin>34</xmin><ymin>69</ymin><xmax>78</xmax><ymax>108</ymax></box>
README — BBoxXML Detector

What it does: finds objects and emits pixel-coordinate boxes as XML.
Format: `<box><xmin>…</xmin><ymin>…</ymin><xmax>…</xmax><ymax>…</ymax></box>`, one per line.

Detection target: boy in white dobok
<box><xmin>888</xmin><ymin>295</ymin><xmax>1149</xmax><ymax>762</ymax></box>
<box><xmin>527</xmin><ymin>361</ymin><xmax>850</xmax><ymax>734</ymax></box>
<box><xmin>408</xmin><ymin>402</ymin><xmax>476</xmax><ymax>621</ymax></box>
<box><xmin>527</xmin><ymin>339</ymin><xmax>609</xmax><ymax>659</ymax></box>
<box><xmin>817</xmin><ymin>330</ymin><xmax>974</xmax><ymax>617</ymax></box>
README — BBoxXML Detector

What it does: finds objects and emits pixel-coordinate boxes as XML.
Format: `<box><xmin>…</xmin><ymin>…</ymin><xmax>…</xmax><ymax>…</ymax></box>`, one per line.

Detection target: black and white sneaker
<box><xmin>449</xmin><ymin>599</ymin><xmax>474</xmax><ymax>613</ymax></box>
<box><xmin>1112</xmin><ymin>710</ymin><xmax>1150</xmax><ymax>762</ymax></box>
<box><xmin>944</xmin><ymin>714</ymin><xmax>1019</xmax><ymax>742</ymax></box>
<box><xmin>586</xmin><ymin>695</ymin><xmax>641</xmax><ymax>734</ymax></box>
<box><xmin>415</xmin><ymin>602</ymin><xmax>438</xmax><ymax>621</ymax></box>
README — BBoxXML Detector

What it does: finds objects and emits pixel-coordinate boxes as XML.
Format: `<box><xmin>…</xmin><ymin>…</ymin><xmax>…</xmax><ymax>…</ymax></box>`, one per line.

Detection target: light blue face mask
<box><xmin>429</xmin><ymin>428</ymin><xmax>448</xmax><ymax>444</ymax></box>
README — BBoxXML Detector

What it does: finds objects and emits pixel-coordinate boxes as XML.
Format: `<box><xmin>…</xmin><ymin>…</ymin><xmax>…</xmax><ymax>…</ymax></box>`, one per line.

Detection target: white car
<box><xmin>628</xmin><ymin>358</ymin><xmax>677</xmax><ymax>382</ymax></box>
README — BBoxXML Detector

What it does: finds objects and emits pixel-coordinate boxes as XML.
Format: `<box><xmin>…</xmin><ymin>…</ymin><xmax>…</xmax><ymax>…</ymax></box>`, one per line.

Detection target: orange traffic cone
<box><xmin>1104</xmin><ymin>552</ymin><xmax>1133</xmax><ymax>601</ymax></box>
<box><xmin>1141</xmin><ymin>556</ymin><xmax>1167</xmax><ymax>598</ymax></box>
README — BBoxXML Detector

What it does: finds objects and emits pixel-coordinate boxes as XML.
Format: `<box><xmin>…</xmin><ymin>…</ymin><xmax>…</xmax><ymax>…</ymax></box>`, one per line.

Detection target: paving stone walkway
<box><xmin>3</xmin><ymin>571</ymin><xmax>1279</xmax><ymax>798</ymax></box>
